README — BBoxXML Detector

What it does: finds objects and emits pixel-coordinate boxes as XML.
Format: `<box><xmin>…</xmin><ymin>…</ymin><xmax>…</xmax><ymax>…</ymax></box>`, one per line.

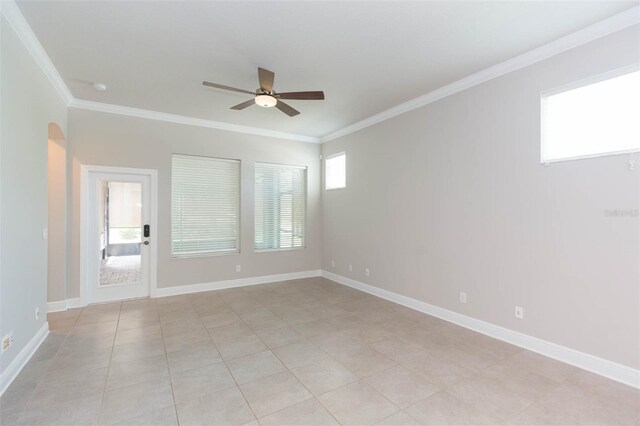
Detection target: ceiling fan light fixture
<box><xmin>255</xmin><ymin>94</ymin><xmax>277</xmax><ymax>108</ymax></box>
<box><xmin>203</xmin><ymin>67</ymin><xmax>323</xmax><ymax>116</ymax></box>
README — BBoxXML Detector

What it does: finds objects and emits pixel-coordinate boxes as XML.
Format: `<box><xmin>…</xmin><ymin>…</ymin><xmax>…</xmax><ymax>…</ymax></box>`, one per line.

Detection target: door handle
<box><xmin>143</xmin><ymin>241</ymin><xmax>150</xmax><ymax>245</ymax></box>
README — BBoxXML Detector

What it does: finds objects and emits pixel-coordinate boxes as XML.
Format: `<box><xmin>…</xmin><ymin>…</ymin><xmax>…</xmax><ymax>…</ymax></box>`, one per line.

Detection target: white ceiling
<box><xmin>16</xmin><ymin>1</ymin><xmax>638</xmax><ymax>138</ymax></box>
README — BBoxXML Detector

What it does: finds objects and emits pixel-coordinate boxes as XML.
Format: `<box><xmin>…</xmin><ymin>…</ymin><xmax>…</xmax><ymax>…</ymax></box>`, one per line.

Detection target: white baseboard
<box><xmin>47</xmin><ymin>297</ymin><xmax>83</xmax><ymax>313</ymax></box>
<box><xmin>65</xmin><ymin>297</ymin><xmax>83</xmax><ymax>309</ymax></box>
<box><xmin>46</xmin><ymin>271</ymin><xmax>322</xmax><ymax>311</ymax></box>
<box><xmin>0</xmin><ymin>322</ymin><xmax>49</xmax><ymax>396</ymax></box>
<box><xmin>321</xmin><ymin>270</ymin><xmax>640</xmax><ymax>389</ymax></box>
<box><xmin>42</xmin><ymin>269</ymin><xmax>638</xmax><ymax>387</ymax></box>
<box><xmin>46</xmin><ymin>300</ymin><xmax>67</xmax><ymax>313</ymax></box>
<box><xmin>155</xmin><ymin>270</ymin><xmax>323</xmax><ymax>298</ymax></box>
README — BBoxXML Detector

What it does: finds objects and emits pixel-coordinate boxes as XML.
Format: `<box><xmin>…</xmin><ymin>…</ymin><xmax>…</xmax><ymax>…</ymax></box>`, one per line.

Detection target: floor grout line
<box><xmin>230</xmin><ymin>298</ymin><xmax>327</xmax><ymax>422</ymax></box>
<box><xmin>197</xmin><ymin>293</ymin><xmax>262</xmax><ymax>423</ymax></box>
<box><xmin>96</xmin><ymin>301</ymin><xmax>123</xmax><ymax>424</ymax></box>
<box><xmin>11</xmin><ymin>311</ymin><xmax>80</xmax><ymax>423</ymax></box>
<box><xmin>222</xmin><ymin>285</ymin><xmax>402</xmax><ymax>424</ymax></box>
<box><xmin>156</xmin><ymin>298</ymin><xmax>182</xmax><ymax>426</ymax></box>
<box><xmin>7</xmin><ymin>278</ymin><xmax>639</xmax><ymax>425</ymax></box>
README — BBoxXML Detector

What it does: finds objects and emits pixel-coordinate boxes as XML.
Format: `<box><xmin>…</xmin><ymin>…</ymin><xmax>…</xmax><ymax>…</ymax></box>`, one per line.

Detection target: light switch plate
<box><xmin>2</xmin><ymin>334</ymin><xmax>11</xmax><ymax>353</ymax></box>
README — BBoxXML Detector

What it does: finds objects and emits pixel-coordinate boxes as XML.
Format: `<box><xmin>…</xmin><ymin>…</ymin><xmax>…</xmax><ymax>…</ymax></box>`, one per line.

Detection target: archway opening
<box><xmin>48</xmin><ymin>123</ymin><xmax>67</xmax><ymax>305</ymax></box>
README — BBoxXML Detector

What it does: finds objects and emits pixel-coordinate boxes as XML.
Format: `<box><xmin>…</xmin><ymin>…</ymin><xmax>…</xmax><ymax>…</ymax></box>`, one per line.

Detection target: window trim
<box><xmin>540</xmin><ymin>64</ymin><xmax>640</xmax><ymax>164</ymax></box>
<box><xmin>254</xmin><ymin>161</ymin><xmax>308</xmax><ymax>253</ymax></box>
<box><xmin>325</xmin><ymin>151</ymin><xmax>347</xmax><ymax>190</ymax></box>
<box><xmin>171</xmin><ymin>153</ymin><xmax>242</xmax><ymax>259</ymax></box>
<box><xmin>171</xmin><ymin>250</ymin><xmax>240</xmax><ymax>260</ymax></box>
<box><xmin>254</xmin><ymin>246</ymin><xmax>307</xmax><ymax>254</ymax></box>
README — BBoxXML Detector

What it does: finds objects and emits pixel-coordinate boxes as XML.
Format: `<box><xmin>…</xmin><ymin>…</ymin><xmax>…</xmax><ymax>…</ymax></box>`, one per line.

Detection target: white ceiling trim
<box><xmin>69</xmin><ymin>99</ymin><xmax>321</xmax><ymax>143</ymax></box>
<box><xmin>3</xmin><ymin>1</ymin><xmax>638</xmax><ymax>145</ymax></box>
<box><xmin>0</xmin><ymin>0</ymin><xmax>319</xmax><ymax>144</ymax></box>
<box><xmin>0</xmin><ymin>0</ymin><xmax>73</xmax><ymax>105</ymax></box>
<box><xmin>320</xmin><ymin>5</ymin><xmax>640</xmax><ymax>143</ymax></box>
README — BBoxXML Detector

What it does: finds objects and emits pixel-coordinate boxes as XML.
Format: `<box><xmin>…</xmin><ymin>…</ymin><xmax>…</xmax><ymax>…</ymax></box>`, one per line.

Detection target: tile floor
<box><xmin>1</xmin><ymin>277</ymin><xmax>638</xmax><ymax>425</ymax></box>
<box><xmin>100</xmin><ymin>255</ymin><xmax>141</xmax><ymax>286</ymax></box>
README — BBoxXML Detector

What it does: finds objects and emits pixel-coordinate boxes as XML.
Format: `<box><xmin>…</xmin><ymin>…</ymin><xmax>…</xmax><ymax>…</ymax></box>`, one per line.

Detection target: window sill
<box><xmin>171</xmin><ymin>251</ymin><xmax>240</xmax><ymax>259</ymax></box>
<box><xmin>541</xmin><ymin>148</ymin><xmax>639</xmax><ymax>164</ymax></box>
<box><xmin>255</xmin><ymin>247</ymin><xmax>306</xmax><ymax>253</ymax></box>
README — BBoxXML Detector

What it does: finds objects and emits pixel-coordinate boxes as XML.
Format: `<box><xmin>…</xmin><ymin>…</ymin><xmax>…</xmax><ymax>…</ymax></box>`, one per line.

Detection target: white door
<box><xmin>87</xmin><ymin>171</ymin><xmax>152</xmax><ymax>303</ymax></box>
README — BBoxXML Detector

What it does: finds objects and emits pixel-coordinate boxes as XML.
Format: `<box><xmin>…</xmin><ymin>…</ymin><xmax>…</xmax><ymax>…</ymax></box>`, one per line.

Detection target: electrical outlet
<box><xmin>2</xmin><ymin>334</ymin><xmax>11</xmax><ymax>353</ymax></box>
<box><xmin>331</xmin><ymin>260</ymin><xmax>335</xmax><ymax>268</ymax></box>
<box><xmin>515</xmin><ymin>306</ymin><xmax>524</xmax><ymax>319</ymax></box>
<box><xmin>235</xmin><ymin>264</ymin><xmax>241</xmax><ymax>273</ymax></box>
<box><xmin>35</xmin><ymin>307</ymin><xmax>40</xmax><ymax>321</ymax></box>
<box><xmin>365</xmin><ymin>268</ymin><xmax>370</xmax><ymax>277</ymax></box>
<box><xmin>459</xmin><ymin>292</ymin><xmax>467</xmax><ymax>304</ymax></box>
<box><xmin>348</xmin><ymin>264</ymin><xmax>353</xmax><ymax>272</ymax></box>
<box><xmin>42</xmin><ymin>228</ymin><xmax>48</xmax><ymax>240</ymax></box>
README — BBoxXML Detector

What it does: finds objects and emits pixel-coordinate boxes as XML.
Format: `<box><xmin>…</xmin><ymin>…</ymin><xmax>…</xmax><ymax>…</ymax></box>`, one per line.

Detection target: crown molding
<box><xmin>1</xmin><ymin>0</ymin><xmax>320</xmax><ymax>144</ymax></box>
<box><xmin>0</xmin><ymin>0</ymin><xmax>73</xmax><ymax>105</ymax></box>
<box><xmin>69</xmin><ymin>99</ymin><xmax>321</xmax><ymax>143</ymax></box>
<box><xmin>3</xmin><ymin>0</ymin><xmax>638</xmax><ymax>145</ymax></box>
<box><xmin>320</xmin><ymin>5</ymin><xmax>640</xmax><ymax>143</ymax></box>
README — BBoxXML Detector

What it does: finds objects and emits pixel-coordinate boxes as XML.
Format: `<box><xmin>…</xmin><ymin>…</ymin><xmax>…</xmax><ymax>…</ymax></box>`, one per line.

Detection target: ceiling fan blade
<box><xmin>203</xmin><ymin>81</ymin><xmax>255</xmax><ymax>95</ymax></box>
<box><xmin>275</xmin><ymin>100</ymin><xmax>300</xmax><ymax>117</ymax></box>
<box><xmin>230</xmin><ymin>99</ymin><xmax>256</xmax><ymax>110</ymax></box>
<box><xmin>258</xmin><ymin>67</ymin><xmax>275</xmax><ymax>92</ymax></box>
<box><xmin>277</xmin><ymin>91</ymin><xmax>325</xmax><ymax>100</ymax></box>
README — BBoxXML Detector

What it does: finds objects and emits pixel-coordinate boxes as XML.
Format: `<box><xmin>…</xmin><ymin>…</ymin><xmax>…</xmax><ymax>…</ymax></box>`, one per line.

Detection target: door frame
<box><xmin>80</xmin><ymin>165</ymin><xmax>158</xmax><ymax>306</ymax></box>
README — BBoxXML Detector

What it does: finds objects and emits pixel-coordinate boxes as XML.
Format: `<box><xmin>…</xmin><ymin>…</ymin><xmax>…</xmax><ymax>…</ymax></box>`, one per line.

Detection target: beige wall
<box><xmin>322</xmin><ymin>26</ymin><xmax>640</xmax><ymax>369</ymax></box>
<box><xmin>47</xmin><ymin>132</ymin><xmax>67</xmax><ymax>303</ymax></box>
<box><xmin>1</xmin><ymin>15</ymin><xmax>68</xmax><ymax>374</ymax></box>
<box><xmin>67</xmin><ymin>109</ymin><xmax>322</xmax><ymax>298</ymax></box>
<box><xmin>3</xmin><ymin>2</ymin><xmax>637</xmax><ymax>381</ymax></box>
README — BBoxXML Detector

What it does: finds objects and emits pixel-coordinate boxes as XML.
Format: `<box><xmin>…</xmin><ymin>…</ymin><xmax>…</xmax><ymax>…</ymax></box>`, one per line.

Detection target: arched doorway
<box><xmin>48</xmin><ymin>123</ymin><xmax>67</xmax><ymax>306</ymax></box>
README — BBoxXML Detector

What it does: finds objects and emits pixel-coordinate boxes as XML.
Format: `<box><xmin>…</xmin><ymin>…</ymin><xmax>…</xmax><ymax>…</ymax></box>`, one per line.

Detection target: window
<box><xmin>171</xmin><ymin>154</ymin><xmax>240</xmax><ymax>256</ymax></box>
<box><xmin>255</xmin><ymin>163</ymin><xmax>306</xmax><ymax>251</ymax></box>
<box><xmin>325</xmin><ymin>152</ymin><xmax>346</xmax><ymax>190</ymax></box>
<box><xmin>541</xmin><ymin>68</ymin><xmax>640</xmax><ymax>163</ymax></box>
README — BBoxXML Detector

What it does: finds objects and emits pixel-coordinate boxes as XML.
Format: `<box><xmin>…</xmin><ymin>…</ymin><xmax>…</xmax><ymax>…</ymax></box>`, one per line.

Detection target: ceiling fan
<box><xmin>202</xmin><ymin>67</ymin><xmax>325</xmax><ymax>117</ymax></box>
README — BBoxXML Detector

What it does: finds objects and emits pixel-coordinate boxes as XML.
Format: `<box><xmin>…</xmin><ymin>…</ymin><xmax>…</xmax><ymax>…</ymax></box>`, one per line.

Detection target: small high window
<box><xmin>541</xmin><ymin>68</ymin><xmax>640</xmax><ymax>163</ymax></box>
<box><xmin>325</xmin><ymin>152</ymin><xmax>346</xmax><ymax>190</ymax></box>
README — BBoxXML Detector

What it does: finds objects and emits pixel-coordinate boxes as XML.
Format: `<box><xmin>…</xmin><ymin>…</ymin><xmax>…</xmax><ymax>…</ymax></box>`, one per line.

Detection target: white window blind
<box><xmin>542</xmin><ymin>68</ymin><xmax>640</xmax><ymax>162</ymax></box>
<box><xmin>255</xmin><ymin>163</ymin><xmax>306</xmax><ymax>251</ymax></box>
<box><xmin>172</xmin><ymin>154</ymin><xmax>240</xmax><ymax>256</ymax></box>
<box><xmin>325</xmin><ymin>152</ymin><xmax>346</xmax><ymax>190</ymax></box>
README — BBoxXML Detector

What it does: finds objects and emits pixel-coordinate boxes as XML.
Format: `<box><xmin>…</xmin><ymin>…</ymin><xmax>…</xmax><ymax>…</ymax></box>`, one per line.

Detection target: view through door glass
<box><xmin>99</xmin><ymin>181</ymin><xmax>142</xmax><ymax>286</ymax></box>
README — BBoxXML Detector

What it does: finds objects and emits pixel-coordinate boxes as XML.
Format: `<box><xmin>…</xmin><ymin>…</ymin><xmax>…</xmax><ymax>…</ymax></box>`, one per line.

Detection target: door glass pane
<box><xmin>99</xmin><ymin>181</ymin><xmax>142</xmax><ymax>286</ymax></box>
